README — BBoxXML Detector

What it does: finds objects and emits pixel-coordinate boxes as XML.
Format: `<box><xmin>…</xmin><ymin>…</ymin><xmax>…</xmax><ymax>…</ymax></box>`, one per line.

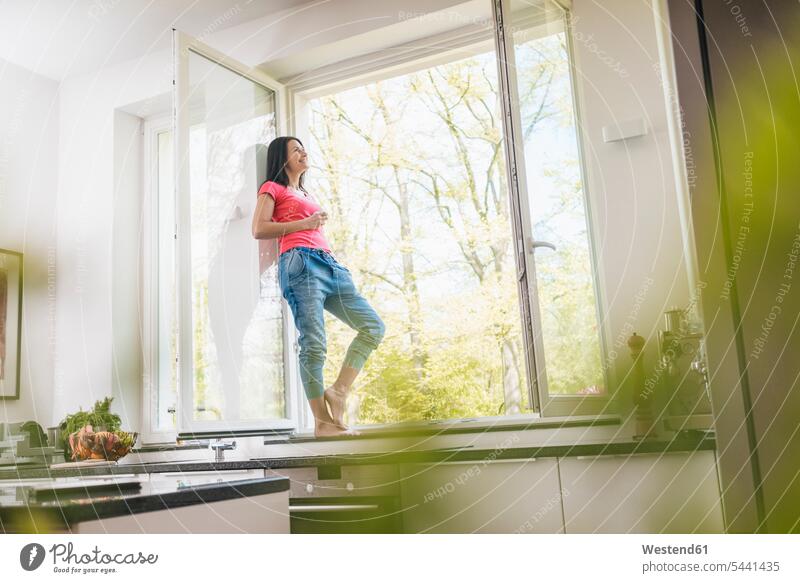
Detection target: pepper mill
<box><xmin>629</xmin><ymin>332</ymin><xmax>657</xmax><ymax>440</ymax></box>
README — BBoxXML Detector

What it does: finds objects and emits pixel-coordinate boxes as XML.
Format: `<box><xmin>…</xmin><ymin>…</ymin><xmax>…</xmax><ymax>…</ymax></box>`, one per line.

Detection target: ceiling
<box><xmin>0</xmin><ymin>0</ymin><xmax>311</xmax><ymax>81</ymax></box>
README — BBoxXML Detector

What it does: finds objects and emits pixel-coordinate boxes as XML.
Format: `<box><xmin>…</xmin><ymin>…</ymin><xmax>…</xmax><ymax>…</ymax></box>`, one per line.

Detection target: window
<box><xmin>144</xmin><ymin>2</ymin><xmax>609</xmax><ymax>441</ymax></box>
<box><xmin>291</xmin><ymin>0</ymin><xmax>608</xmax><ymax>424</ymax></box>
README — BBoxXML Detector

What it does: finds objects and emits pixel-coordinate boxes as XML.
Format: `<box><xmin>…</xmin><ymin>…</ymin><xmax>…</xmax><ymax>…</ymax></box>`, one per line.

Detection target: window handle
<box><xmin>531</xmin><ymin>240</ymin><xmax>557</xmax><ymax>252</ymax></box>
<box><xmin>227</xmin><ymin>205</ymin><xmax>245</xmax><ymax>222</ymax></box>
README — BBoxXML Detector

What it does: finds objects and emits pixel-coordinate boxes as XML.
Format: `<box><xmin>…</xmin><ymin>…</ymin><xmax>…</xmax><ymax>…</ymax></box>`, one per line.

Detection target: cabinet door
<box><xmin>559</xmin><ymin>451</ymin><xmax>724</xmax><ymax>533</ymax></box>
<box><xmin>399</xmin><ymin>459</ymin><xmax>563</xmax><ymax>533</ymax></box>
<box><xmin>265</xmin><ymin>465</ymin><xmax>399</xmax><ymax>498</ymax></box>
<box><xmin>74</xmin><ymin>489</ymin><xmax>290</xmax><ymax>533</ymax></box>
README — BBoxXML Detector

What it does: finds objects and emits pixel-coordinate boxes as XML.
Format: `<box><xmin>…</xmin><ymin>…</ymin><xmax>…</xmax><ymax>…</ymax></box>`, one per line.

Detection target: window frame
<box><xmin>285</xmin><ymin>0</ymin><xmax>610</xmax><ymax>421</ymax></box>
<box><xmin>172</xmin><ymin>30</ymin><xmax>300</xmax><ymax>435</ymax></box>
<box><xmin>495</xmin><ymin>0</ymin><xmax>612</xmax><ymax>417</ymax></box>
<box><xmin>141</xmin><ymin>115</ymin><xmax>178</xmax><ymax>445</ymax></box>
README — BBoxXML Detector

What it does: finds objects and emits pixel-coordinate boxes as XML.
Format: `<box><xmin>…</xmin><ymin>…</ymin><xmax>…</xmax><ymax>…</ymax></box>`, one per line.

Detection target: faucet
<box><xmin>689</xmin><ymin>341</ymin><xmax>709</xmax><ymax>388</ymax></box>
<box><xmin>209</xmin><ymin>439</ymin><xmax>237</xmax><ymax>463</ymax></box>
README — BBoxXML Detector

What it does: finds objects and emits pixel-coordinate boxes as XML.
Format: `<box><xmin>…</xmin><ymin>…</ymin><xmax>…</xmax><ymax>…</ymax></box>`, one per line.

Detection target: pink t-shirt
<box><xmin>257</xmin><ymin>181</ymin><xmax>332</xmax><ymax>255</ymax></box>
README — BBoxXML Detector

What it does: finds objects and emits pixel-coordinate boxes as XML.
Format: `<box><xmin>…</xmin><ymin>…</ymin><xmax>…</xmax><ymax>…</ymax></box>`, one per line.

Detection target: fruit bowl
<box><xmin>68</xmin><ymin>425</ymin><xmax>138</xmax><ymax>462</ymax></box>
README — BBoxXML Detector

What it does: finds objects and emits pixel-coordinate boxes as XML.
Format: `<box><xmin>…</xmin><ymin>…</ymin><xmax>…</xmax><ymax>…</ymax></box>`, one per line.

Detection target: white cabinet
<box><xmin>76</xmin><ymin>470</ymin><xmax>286</xmax><ymax>533</ymax></box>
<box><xmin>148</xmin><ymin>469</ymin><xmax>265</xmax><ymax>484</ymax></box>
<box><xmin>74</xmin><ymin>488</ymin><xmax>290</xmax><ymax>533</ymax></box>
<box><xmin>265</xmin><ymin>465</ymin><xmax>399</xmax><ymax>498</ymax></box>
<box><xmin>399</xmin><ymin>459</ymin><xmax>563</xmax><ymax>533</ymax></box>
<box><xmin>559</xmin><ymin>451</ymin><xmax>724</xmax><ymax>533</ymax></box>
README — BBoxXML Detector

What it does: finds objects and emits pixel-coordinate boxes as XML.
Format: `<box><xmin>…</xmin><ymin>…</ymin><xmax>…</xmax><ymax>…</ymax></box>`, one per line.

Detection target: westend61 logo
<box><xmin>20</xmin><ymin>542</ymin><xmax>158</xmax><ymax>574</ymax></box>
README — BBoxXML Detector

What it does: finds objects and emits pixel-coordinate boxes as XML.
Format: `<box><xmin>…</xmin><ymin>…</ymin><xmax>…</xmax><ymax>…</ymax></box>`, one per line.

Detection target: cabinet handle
<box><xmin>436</xmin><ymin>458</ymin><xmax>539</xmax><ymax>466</ymax></box>
<box><xmin>289</xmin><ymin>504</ymin><xmax>379</xmax><ymax>513</ymax></box>
<box><xmin>574</xmin><ymin>451</ymin><xmax>694</xmax><ymax>460</ymax></box>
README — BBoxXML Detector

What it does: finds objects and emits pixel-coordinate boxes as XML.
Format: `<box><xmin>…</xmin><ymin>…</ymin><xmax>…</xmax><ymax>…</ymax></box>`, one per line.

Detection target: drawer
<box><xmin>265</xmin><ymin>465</ymin><xmax>399</xmax><ymax>498</ymax></box>
<box><xmin>289</xmin><ymin>496</ymin><xmax>401</xmax><ymax>533</ymax></box>
<box><xmin>559</xmin><ymin>451</ymin><xmax>723</xmax><ymax>533</ymax></box>
<box><xmin>148</xmin><ymin>469</ymin><xmax>265</xmax><ymax>484</ymax></box>
<box><xmin>399</xmin><ymin>459</ymin><xmax>563</xmax><ymax>533</ymax></box>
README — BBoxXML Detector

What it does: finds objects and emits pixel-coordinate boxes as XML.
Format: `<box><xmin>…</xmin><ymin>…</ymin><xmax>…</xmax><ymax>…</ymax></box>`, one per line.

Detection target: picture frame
<box><xmin>0</xmin><ymin>248</ymin><xmax>22</xmax><ymax>400</ymax></box>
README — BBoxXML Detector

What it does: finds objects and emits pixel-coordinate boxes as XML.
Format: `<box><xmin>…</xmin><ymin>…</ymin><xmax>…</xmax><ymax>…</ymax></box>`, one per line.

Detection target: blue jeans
<box><xmin>279</xmin><ymin>246</ymin><xmax>386</xmax><ymax>400</ymax></box>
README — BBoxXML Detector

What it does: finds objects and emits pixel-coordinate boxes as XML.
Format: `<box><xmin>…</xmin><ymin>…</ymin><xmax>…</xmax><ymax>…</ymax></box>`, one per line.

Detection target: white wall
<box><xmin>112</xmin><ymin>111</ymin><xmax>144</xmax><ymax>431</ymax></box>
<box><xmin>52</xmin><ymin>52</ymin><xmax>170</xmax><ymax>428</ymax></box>
<box><xmin>0</xmin><ymin>58</ymin><xmax>59</xmax><ymax>427</ymax></box>
<box><xmin>570</xmin><ymin>0</ymin><xmax>691</xmax><ymax>405</ymax></box>
<box><xmin>209</xmin><ymin>0</ymin><xmax>467</xmax><ymax>71</ymax></box>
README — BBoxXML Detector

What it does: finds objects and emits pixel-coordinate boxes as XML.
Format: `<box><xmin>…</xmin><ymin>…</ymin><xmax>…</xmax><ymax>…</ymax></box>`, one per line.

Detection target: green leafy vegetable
<box><xmin>59</xmin><ymin>397</ymin><xmax>123</xmax><ymax>461</ymax></box>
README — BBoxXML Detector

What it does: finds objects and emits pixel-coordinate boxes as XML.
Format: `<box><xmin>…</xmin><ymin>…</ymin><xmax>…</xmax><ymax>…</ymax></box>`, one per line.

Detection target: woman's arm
<box><xmin>251</xmin><ymin>194</ymin><xmax>312</xmax><ymax>240</ymax></box>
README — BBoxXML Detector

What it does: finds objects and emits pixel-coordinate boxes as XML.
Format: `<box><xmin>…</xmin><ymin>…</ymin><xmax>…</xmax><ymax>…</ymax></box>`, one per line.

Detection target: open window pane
<box><xmin>302</xmin><ymin>4</ymin><xmax>531</xmax><ymax>424</ymax></box>
<box><xmin>509</xmin><ymin>0</ymin><xmax>606</xmax><ymax>397</ymax></box>
<box><xmin>176</xmin><ymin>40</ymin><xmax>287</xmax><ymax>429</ymax></box>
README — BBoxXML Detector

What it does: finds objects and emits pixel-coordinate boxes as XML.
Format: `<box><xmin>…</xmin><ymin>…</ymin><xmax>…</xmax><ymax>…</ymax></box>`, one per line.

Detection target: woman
<box><xmin>252</xmin><ymin>136</ymin><xmax>386</xmax><ymax>437</ymax></box>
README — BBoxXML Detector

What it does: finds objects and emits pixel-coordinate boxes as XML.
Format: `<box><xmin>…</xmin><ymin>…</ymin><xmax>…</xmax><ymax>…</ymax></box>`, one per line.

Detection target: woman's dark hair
<box><xmin>264</xmin><ymin>136</ymin><xmax>307</xmax><ymax>194</ymax></box>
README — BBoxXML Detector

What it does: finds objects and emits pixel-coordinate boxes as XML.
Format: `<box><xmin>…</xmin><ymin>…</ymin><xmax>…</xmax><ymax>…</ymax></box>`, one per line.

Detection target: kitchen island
<box><xmin>0</xmin><ymin>474</ymin><xmax>290</xmax><ymax>534</ymax></box>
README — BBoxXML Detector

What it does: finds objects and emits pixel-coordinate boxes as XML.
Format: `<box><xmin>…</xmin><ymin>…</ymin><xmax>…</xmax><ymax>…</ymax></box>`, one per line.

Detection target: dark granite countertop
<box><xmin>0</xmin><ymin>433</ymin><xmax>715</xmax><ymax>481</ymax></box>
<box><xmin>0</xmin><ymin>475</ymin><xmax>289</xmax><ymax>533</ymax></box>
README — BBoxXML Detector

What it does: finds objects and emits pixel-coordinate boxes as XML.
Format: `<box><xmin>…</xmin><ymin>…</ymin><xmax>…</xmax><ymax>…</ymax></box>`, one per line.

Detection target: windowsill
<box><xmin>264</xmin><ymin>413</ymin><xmax>621</xmax><ymax>444</ymax></box>
<box><xmin>173</xmin><ymin>428</ymin><xmax>294</xmax><ymax>442</ymax></box>
<box><xmin>130</xmin><ymin>415</ymin><xmax>620</xmax><ymax>451</ymax></box>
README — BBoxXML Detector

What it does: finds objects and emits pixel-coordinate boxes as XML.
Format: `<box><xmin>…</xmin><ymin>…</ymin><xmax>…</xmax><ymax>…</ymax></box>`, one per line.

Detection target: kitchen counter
<box><xmin>0</xmin><ymin>434</ymin><xmax>719</xmax><ymax>534</ymax></box>
<box><xmin>0</xmin><ymin>433</ymin><xmax>714</xmax><ymax>480</ymax></box>
<box><xmin>0</xmin><ymin>474</ymin><xmax>290</xmax><ymax>533</ymax></box>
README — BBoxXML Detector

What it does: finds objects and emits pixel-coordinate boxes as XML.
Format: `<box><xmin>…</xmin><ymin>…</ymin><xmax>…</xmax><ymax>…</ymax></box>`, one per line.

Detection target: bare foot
<box><xmin>324</xmin><ymin>384</ymin><xmax>350</xmax><ymax>430</ymax></box>
<box><xmin>314</xmin><ymin>418</ymin><xmax>360</xmax><ymax>438</ymax></box>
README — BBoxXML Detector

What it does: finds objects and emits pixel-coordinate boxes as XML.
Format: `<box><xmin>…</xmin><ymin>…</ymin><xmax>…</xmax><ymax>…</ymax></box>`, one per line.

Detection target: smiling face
<box><xmin>285</xmin><ymin>139</ymin><xmax>309</xmax><ymax>175</ymax></box>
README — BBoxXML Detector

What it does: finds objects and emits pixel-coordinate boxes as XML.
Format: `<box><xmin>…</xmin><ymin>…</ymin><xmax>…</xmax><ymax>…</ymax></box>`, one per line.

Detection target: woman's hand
<box><xmin>303</xmin><ymin>210</ymin><xmax>328</xmax><ymax>230</ymax></box>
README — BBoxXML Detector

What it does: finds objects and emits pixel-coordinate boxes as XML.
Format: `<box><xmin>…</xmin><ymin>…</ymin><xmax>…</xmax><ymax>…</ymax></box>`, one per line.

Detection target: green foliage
<box><xmin>59</xmin><ymin>397</ymin><xmax>123</xmax><ymax>460</ymax></box>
